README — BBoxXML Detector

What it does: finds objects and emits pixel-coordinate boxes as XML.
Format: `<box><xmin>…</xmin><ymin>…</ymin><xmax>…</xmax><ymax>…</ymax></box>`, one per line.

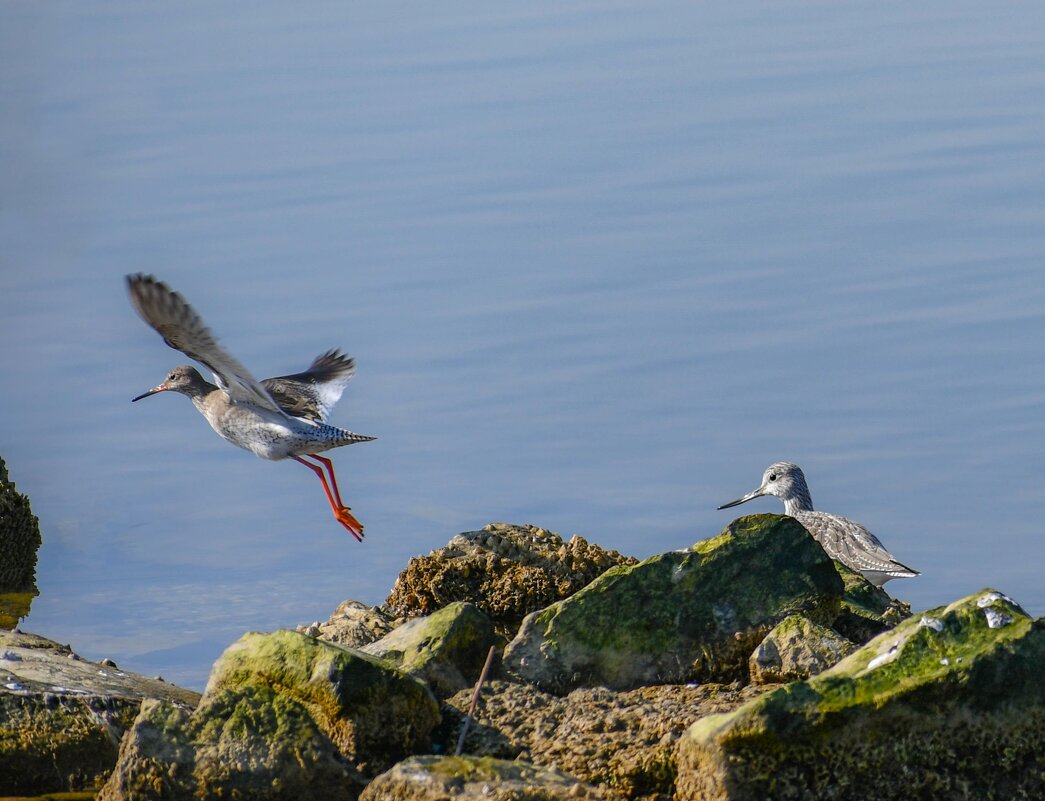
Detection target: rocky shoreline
<box><xmin>2</xmin><ymin>475</ymin><xmax>1042</xmax><ymax>800</ymax></box>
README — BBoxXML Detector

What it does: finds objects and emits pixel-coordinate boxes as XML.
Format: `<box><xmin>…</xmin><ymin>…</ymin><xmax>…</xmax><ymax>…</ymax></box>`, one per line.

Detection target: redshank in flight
<box><xmin>718</xmin><ymin>461</ymin><xmax>919</xmax><ymax>586</ymax></box>
<box><xmin>126</xmin><ymin>274</ymin><xmax>375</xmax><ymax>540</ymax></box>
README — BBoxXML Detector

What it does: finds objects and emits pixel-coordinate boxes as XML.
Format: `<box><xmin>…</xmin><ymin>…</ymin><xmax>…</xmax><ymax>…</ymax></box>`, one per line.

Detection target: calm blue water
<box><xmin>2</xmin><ymin>1</ymin><xmax>1044</xmax><ymax>689</ymax></box>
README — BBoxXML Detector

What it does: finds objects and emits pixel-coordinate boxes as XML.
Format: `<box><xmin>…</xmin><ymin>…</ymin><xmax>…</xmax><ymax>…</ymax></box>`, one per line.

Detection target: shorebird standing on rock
<box><xmin>718</xmin><ymin>461</ymin><xmax>919</xmax><ymax>587</ymax></box>
<box><xmin>126</xmin><ymin>274</ymin><xmax>375</xmax><ymax>540</ymax></box>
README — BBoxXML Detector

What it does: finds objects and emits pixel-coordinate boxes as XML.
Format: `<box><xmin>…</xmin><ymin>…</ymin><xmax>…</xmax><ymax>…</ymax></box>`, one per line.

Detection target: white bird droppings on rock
<box><xmin>976</xmin><ymin>591</ymin><xmax>1015</xmax><ymax>608</ymax></box>
<box><xmin>983</xmin><ymin>607</ymin><xmax>1013</xmax><ymax>629</ymax></box>
<box><xmin>867</xmin><ymin>640</ymin><xmax>902</xmax><ymax>670</ymax></box>
<box><xmin>919</xmin><ymin>616</ymin><xmax>944</xmax><ymax>632</ymax></box>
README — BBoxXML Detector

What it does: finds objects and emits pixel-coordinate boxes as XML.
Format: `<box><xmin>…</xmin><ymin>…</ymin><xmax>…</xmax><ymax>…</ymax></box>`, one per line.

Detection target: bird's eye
<box><xmin>768</xmin><ymin>474</ymin><xmax>777</xmax><ymax>481</ymax></box>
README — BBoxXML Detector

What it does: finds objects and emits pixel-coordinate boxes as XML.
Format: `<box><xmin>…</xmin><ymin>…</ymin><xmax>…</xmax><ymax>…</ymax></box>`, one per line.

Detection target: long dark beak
<box><xmin>132</xmin><ymin>384</ymin><xmax>168</xmax><ymax>402</ymax></box>
<box><xmin>717</xmin><ymin>487</ymin><xmax>766</xmax><ymax>510</ymax></box>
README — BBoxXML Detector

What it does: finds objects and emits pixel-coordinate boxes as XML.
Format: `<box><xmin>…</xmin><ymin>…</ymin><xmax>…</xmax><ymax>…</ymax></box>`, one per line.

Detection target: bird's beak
<box><xmin>132</xmin><ymin>383</ymin><xmax>168</xmax><ymax>402</ymax></box>
<box><xmin>717</xmin><ymin>486</ymin><xmax>766</xmax><ymax>510</ymax></box>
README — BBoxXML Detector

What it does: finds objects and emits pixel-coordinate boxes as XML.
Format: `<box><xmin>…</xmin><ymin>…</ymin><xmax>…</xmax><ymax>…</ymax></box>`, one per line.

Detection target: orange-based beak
<box><xmin>132</xmin><ymin>383</ymin><xmax>169</xmax><ymax>402</ymax></box>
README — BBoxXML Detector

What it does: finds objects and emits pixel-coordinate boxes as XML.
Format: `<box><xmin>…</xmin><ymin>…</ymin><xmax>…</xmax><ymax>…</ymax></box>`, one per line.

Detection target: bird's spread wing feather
<box><xmin>262</xmin><ymin>350</ymin><xmax>355</xmax><ymax>422</ymax></box>
<box><xmin>126</xmin><ymin>274</ymin><xmax>286</xmax><ymax>416</ymax></box>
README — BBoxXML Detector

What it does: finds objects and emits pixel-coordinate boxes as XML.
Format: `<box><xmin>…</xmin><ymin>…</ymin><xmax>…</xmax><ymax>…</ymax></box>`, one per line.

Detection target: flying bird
<box><xmin>126</xmin><ymin>273</ymin><xmax>374</xmax><ymax>540</ymax></box>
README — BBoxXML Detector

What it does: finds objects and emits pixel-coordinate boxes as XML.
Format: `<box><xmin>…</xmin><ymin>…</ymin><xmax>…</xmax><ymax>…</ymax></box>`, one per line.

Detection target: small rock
<box><xmin>749</xmin><ymin>614</ymin><xmax>856</xmax><ymax>684</ymax></box>
<box><xmin>298</xmin><ymin>599</ymin><xmax>397</xmax><ymax>648</ymax></box>
<box><xmin>361</xmin><ymin>601</ymin><xmax>500</xmax><ymax>698</ymax></box>
<box><xmin>360</xmin><ymin>755</ymin><xmax>621</xmax><ymax>801</ymax></box>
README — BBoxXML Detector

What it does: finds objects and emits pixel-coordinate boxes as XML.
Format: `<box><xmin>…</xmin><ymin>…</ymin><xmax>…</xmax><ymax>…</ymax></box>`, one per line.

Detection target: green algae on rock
<box><xmin>748</xmin><ymin>614</ymin><xmax>856</xmax><ymax>684</ymax></box>
<box><xmin>503</xmin><ymin>515</ymin><xmax>844</xmax><ymax>693</ymax></box>
<box><xmin>202</xmin><ymin>629</ymin><xmax>440</xmax><ymax>776</ymax></box>
<box><xmin>0</xmin><ymin>456</ymin><xmax>42</xmax><ymax>628</ymax></box>
<box><xmin>99</xmin><ymin>629</ymin><xmax>442</xmax><ymax>800</ymax></box>
<box><xmin>675</xmin><ymin>589</ymin><xmax>1044</xmax><ymax>801</ymax></box>
<box><xmin>360</xmin><ymin>755</ymin><xmax>622</xmax><ymax>801</ymax></box>
<box><xmin>0</xmin><ymin>630</ymin><xmax>199</xmax><ymax>797</ymax></box>
<box><xmin>99</xmin><ymin>691</ymin><xmax>359</xmax><ymax>801</ymax></box>
<box><xmin>830</xmin><ymin>562</ymin><xmax>911</xmax><ymax>644</ymax></box>
<box><xmin>361</xmin><ymin>601</ymin><xmax>500</xmax><ymax>698</ymax></box>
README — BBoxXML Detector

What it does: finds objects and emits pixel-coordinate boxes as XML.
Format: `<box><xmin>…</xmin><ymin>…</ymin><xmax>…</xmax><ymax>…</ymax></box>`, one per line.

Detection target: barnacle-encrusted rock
<box><xmin>296</xmin><ymin>599</ymin><xmax>398</xmax><ymax>649</ymax></box>
<box><xmin>99</xmin><ymin>629</ymin><xmax>441</xmax><ymax>801</ymax></box>
<box><xmin>361</xmin><ymin>601</ymin><xmax>499</xmax><ymax>698</ymax></box>
<box><xmin>438</xmin><ymin>680</ymin><xmax>776</xmax><ymax>800</ymax></box>
<box><xmin>0</xmin><ymin>456</ymin><xmax>42</xmax><ymax>628</ymax></box>
<box><xmin>361</xmin><ymin>755</ymin><xmax>620</xmax><ymax>800</ymax></box>
<box><xmin>676</xmin><ymin>589</ymin><xmax>1044</xmax><ymax>801</ymax></box>
<box><xmin>386</xmin><ymin>523</ymin><xmax>636</xmax><ymax>636</ymax></box>
<box><xmin>503</xmin><ymin>515</ymin><xmax>844</xmax><ymax>693</ymax></box>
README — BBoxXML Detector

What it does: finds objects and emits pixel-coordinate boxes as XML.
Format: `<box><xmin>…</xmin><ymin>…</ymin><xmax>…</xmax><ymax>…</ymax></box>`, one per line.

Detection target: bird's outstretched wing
<box><xmin>262</xmin><ymin>349</ymin><xmax>356</xmax><ymax>422</ymax></box>
<box><xmin>126</xmin><ymin>273</ymin><xmax>286</xmax><ymax>416</ymax></box>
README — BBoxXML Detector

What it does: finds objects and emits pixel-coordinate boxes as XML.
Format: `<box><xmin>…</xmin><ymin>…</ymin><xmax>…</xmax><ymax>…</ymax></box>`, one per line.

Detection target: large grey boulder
<box><xmin>503</xmin><ymin>515</ymin><xmax>844</xmax><ymax>693</ymax></box>
<box><xmin>676</xmin><ymin>589</ymin><xmax>1044</xmax><ymax>801</ymax></box>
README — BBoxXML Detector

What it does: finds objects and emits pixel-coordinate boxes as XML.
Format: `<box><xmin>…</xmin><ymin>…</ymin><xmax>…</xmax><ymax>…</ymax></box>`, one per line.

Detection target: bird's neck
<box><xmin>784</xmin><ymin>491</ymin><xmax>814</xmax><ymax>515</ymax></box>
<box><xmin>189</xmin><ymin>384</ymin><xmax>223</xmax><ymax>415</ymax></box>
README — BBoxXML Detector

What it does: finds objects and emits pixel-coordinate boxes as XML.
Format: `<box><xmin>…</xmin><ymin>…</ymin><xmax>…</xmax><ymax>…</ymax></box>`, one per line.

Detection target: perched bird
<box><xmin>718</xmin><ymin>461</ymin><xmax>919</xmax><ymax>586</ymax></box>
<box><xmin>126</xmin><ymin>273</ymin><xmax>375</xmax><ymax>540</ymax></box>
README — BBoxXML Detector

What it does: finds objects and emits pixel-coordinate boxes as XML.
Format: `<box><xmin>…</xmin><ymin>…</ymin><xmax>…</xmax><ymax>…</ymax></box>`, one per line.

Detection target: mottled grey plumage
<box><xmin>718</xmin><ymin>461</ymin><xmax>919</xmax><ymax>586</ymax></box>
<box><xmin>126</xmin><ymin>273</ymin><xmax>374</xmax><ymax>539</ymax></box>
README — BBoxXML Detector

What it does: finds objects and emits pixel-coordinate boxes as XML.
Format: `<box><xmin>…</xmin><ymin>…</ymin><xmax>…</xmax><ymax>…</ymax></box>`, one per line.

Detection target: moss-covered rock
<box><xmin>386</xmin><ymin>523</ymin><xmax>636</xmax><ymax>638</ymax></box>
<box><xmin>361</xmin><ymin>602</ymin><xmax>500</xmax><ymax>698</ymax></box>
<box><xmin>830</xmin><ymin>563</ymin><xmax>911</xmax><ymax>643</ymax></box>
<box><xmin>99</xmin><ymin>692</ymin><xmax>358</xmax><ymax>801</ymax></box>
<box><xmin>676</xmin><ymin>589</ymin><xmax>1044</xmax><ymax>801</ymax></box>
<box><xmin>0</xmin><ymin>630</ymin><xmax>199</xmax><ymax>797</ymax></box>
<box><xmin>360</xmin><ymin>755</ymin><xmax>621</xmax><ymax>800</ymax></box>
<box><xmin>748</xmin><ymin>614</ymin><xmax>855</xmax><ymax>684</ymax></box>
<box><xmin>99</xmin><ymin>629</ymin><xmax>443</xmax><ymax>801</ymax></box>
<box><xmin>503</xmin><ymin>515</ymin><xmax>844</xmax><ymax>693</ymax></box>
<box><xmin>203</xmin><ymin>629</ymin><xmax>440</xmax><ymax>776</ymax></box>
<box><xmin>0</xmin><ymin>456</ymin><xmax>42</xmax><ymax>628</ymax></box>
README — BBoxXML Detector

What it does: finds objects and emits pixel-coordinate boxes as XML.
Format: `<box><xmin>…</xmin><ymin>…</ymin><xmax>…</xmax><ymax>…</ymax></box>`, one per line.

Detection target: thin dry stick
<box><xmin>455</xmin><ymin>645</ymin><xmax>497</xmax><ymax>757</ymax></box>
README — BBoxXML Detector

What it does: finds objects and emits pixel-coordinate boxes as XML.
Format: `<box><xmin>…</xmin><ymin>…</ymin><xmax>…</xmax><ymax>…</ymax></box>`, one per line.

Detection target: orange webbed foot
<box><xmin>335</xmin><ymin>507</ymin><xmax>365</xmax><ymax>542</ymax></box>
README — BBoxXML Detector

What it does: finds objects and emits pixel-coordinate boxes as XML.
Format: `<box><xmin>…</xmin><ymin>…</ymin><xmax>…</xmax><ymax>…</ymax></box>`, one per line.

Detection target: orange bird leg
<box><xmin>291</xmin><ymin>455</ymin><xmax>364</xmax><ymax>541</ymax></box>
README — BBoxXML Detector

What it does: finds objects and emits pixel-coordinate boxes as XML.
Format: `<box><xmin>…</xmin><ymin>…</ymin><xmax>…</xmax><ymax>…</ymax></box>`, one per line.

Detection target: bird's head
<box><xmin>132</xmin><ymin>365</ymin><xmax>209</xmax><ymax>401</ymax></box>
<box><xmin>718</xmin><ymin>461</ymin><xmax>809</xmax><ymax>509</ymax></box>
